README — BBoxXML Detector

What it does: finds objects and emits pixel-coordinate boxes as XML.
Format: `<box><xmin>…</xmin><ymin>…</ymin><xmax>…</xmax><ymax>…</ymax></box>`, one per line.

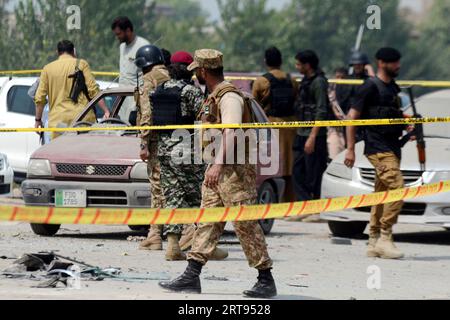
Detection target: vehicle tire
<box><xmin>328</xmin><ymin>221</ymin><xmax>367</xmax><ymax>238</ymax></box>
<box><xmin>128</xmin><ymin>225</ymin><xmax>150</xmax><ymax>232</ymax></box>
<box><xmin>257</xmin><ymin>182</ymin><xmax>277</xmax><ymax>235</ymax></box>
<box><xmin>30</xmin><ymin>223</ymin><xmax>61</xmax><ymax>236</ymax></box>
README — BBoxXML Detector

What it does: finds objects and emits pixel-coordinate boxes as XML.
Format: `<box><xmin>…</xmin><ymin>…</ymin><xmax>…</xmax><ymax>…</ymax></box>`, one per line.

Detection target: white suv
<box><xmin>0</xmin><ymin>153</ymin><xmax>14</xmax><ymax>197</ymax></box>
<box><xmin>0</xmin><ymin>77</ymin><xmax>116</xmax><ymax>180</ymax></box>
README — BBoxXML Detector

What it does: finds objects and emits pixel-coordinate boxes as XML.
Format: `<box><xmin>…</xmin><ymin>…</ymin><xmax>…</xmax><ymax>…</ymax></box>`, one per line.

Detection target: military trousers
<box><xmin>159</xmin><ymin>156</ymin><xmax>204</xmax><ymax>236</ymax></box>
<box><xmin>367</xmin><ymin>152</ymin><xmax>404</xmax><ymax>233</ymax></box>
<box><xmin>187</xmin><ymin>180</ymin><xmax>273</xmax><ymax>270</ymax></box>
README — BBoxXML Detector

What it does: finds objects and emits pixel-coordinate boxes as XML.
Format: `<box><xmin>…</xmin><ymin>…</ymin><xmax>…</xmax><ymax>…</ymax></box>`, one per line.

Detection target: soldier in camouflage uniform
<box><xmin>159</xmin><ymin>49</ymin><xmax>277</xmax><ymax>298</ymax></box>
<box><xmin>134</xmin><ymin>45</ymin><xmax>170</xmax><ymax>251</ymax></box>
<box><xmin>149</xmin><ymin>51</ymin><xmax>205</xmax><ymax>260</ymax></box>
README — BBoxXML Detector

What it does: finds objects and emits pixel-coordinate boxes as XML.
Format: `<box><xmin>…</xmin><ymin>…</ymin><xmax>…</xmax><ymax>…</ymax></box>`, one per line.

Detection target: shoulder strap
<box><xmin>262</xmin><ymin>72</ymin><xmax>277</xmax><ymax>85</ymax></box>
<box><xmin>368</xmin><ymin>76</ymin><xmax>385</xmax><ymax>95</ymax></box>
<box><xmin>214</xmin><ymin>82</ymin><xmax>242</xmax><ymax>100</ymax></box>
<box><xmin>75</xmin><ymin>58</ymin><xmax>81</xmax><ymax>71</ymax></box>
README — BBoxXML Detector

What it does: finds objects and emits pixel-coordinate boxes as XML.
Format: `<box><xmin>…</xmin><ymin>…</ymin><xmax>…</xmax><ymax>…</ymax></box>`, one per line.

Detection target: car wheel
<box><xmin>328</xmin><ymin>221</ymin><xmax>367</xmax><ymax>238</ymax></box>
<box><xmin>30</xmin><ymin>223</ymin><xmax>61</xmax><ymax>236</ymax></box>
<box><xmin>128</xmin><ymin>225</ymin><xmax>150</xmax><ymax>232</ymax></box>
<box><xmin>257</xmin><ymin>182</ymin><xmax>277</xmax><ymax>235</ymax></box>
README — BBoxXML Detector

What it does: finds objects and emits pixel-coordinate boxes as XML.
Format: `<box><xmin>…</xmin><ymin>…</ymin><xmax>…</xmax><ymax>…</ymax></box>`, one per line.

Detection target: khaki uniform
<box><xmin>367</xmin><ymin>152</ymin><xmax>404</xmax><ymax>232</ymax></box>
<box><xmin>138</xmin><ymin>65</ymin><xmax>171</xmax><ymax>209</ymax></box>
<box><xmin>35</xmin><ymin>54</ymin><xmax>99</xmax><ymax>138</ymax></box>
<box><xmin>252</xmin><ymin>69</ymin><xmax>298</xmax><ymax>177</ymax></box>
<box><xmin>187</xmin><ymin>80</ymin><xmax>273</xmax><ymax>270</ymax></box>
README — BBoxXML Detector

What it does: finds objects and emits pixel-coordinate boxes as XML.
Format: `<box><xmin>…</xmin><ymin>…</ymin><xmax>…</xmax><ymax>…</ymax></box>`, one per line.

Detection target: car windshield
<box><xmin>405</xmin><ymin>91</ymin><xmax>450</xmax><ymax>139</ymax></box>
<box><xmin>74</xmin><ymin>92</ymin><xmax>138</xmax><ymax>136</ymax></box>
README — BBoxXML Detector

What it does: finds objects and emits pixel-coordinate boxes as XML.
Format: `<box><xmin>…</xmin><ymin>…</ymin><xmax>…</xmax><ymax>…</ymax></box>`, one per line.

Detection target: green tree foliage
<box><xmin>151</xmin><ymin>0</ymin><xmax>212</xmax><ymax>54</ymax></box>
<box><xmin>215</xmin><ymin>0</ymin><xmax>285</xmax><ymax>71</ymax></box>
<box><xmin>0</xmin><ymin>0</ymin><xmax>449</xmax><ymax>82</ymax></box>
<box><xmin>413</xmin><ymin>0</ymin><xmax>450</xmax><ymax>80</ymax></box>
<box><xmin>1</xmin><ymin>0</ymin><xmax>208</xmax><ymax>72</ymax></box>
<box><xmin>280</xmin><ymin>0</ymin><xmax>415</xmax><ymax>75</ymax></box>
<box><xmin>0</xmin><ymin>0</ymin><xmax>12</xmax><ymax>69</ymax></box>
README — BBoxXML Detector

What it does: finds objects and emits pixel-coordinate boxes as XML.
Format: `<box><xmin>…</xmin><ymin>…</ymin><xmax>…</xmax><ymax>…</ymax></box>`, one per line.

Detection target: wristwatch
<box><xmin>35</xmin><ymin>118</ymin><xmax>42</xmax><ymax>122</ymax></box>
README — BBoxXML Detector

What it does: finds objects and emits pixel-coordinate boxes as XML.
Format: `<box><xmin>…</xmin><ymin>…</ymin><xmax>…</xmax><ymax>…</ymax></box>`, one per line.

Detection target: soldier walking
<box><xmin>159</xmin><ymin>49</ymin><xmax>277</xmax><ymax>298</ymax></box>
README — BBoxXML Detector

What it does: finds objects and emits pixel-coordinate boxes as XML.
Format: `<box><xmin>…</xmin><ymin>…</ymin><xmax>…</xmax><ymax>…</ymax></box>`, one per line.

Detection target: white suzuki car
<box><xmin>0</xmin><ymin>77</ymin><xmax>117</xmax><ymax>180</ymax></box>
<box><xmin>0</xmin><ymin>152</ymin><xmax>14</xmax><ymax>197</ymax></box>
<box><xmin>321</xmin><ymin>89</ymin><xmax>450</xmax><ymax>237</ymax></box>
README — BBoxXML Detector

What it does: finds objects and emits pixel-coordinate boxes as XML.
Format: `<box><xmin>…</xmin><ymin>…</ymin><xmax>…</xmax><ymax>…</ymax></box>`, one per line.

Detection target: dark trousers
<box><xmin>292</xmin><ymin>135</ymin><xmax>328</xmax><ymax>201</ymax></box>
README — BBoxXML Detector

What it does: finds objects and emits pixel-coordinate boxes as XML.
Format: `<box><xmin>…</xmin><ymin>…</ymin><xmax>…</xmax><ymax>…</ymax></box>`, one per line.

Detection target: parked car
<box><xmin>0</xmin><ymin>153</ymin><xmax>14</xmax><ymax>197</ymax></box>
<box><xmin>321</xmin><ymin>89</ymin><xmax>450</xmax><ymax>237</ymax></box>
<box><xmin>0</xmin><ymin>76</ymin><xmax>117</xmax><ymax>180</ymax></box>
<box><xmin>22</xmin><ymin>86</ymin><xmax>286</xmax><ymax>236</ymax></box>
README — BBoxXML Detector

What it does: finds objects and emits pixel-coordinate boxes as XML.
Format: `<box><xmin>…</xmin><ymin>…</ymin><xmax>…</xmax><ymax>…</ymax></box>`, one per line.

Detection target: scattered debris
<box><xmin>204</xmin><ymin>275</ymin><xmax>229</xmax><ymax>282</ymax></box>
<box><xmin>34</xmin><ymin>276</ymin><xmax>67</xmax><ymax>289</ymax></box>
<box><xmin>218</xmin><ymin>240</ymin><xmax>240</xmax><ymax>245</ymax></box>
<box><xmin>286</xmin><ymin>283</ymin><xmax>309</xmax><ymax>288</ymax></box>
<box><xmin>1</xmin><ymin>251</ymin><xmax>169</xmax><ymax>288</ymax></box>
<box><xmin>0</xmin><ymin>255</ymin><xmax>17</xmax><ymax>260</ymax></box>
<box><xmin>330</xmin><ymin>237</ymin><xmax>352</xmax><ymax>245</ymax></box>
<box><xmin>127</xmin><ymin>236</ymin><xmax>146</xmax><ymax>242</ymax></box>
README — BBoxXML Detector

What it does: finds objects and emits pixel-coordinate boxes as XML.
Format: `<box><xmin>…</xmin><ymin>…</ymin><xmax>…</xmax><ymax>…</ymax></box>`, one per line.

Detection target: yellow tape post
<box><xmin>1</xmin><ymin>117</ymin><xmax>450</xmax><ymax>134</ymax></box>
<box><xmin>0</xmin><ymin>181</ymin><xmax>448</xmax><ymax>225</ymax></box>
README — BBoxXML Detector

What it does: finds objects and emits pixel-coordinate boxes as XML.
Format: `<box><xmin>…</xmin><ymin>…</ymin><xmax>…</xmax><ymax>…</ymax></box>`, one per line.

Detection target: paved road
<box><xmin>1</xmin><ymin>211</ymin><xmax>450</xmax><ymax>300</ymax></box>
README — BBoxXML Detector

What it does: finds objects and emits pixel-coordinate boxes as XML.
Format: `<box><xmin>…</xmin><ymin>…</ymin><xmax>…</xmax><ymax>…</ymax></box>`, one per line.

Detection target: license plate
<box><xmin>55</xmin><ymin>190</ymin><xmax>87</xmax><ymax>207</ymax></box>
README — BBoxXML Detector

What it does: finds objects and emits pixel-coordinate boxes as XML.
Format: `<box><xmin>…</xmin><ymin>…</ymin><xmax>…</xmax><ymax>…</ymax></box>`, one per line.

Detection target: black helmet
<box><xmin>135</xmin><ymin>45</ymin><xmax>165</xmax><ymax>69</ymax></box>
<box><xmin>349</xmin><ymin>51</ymin><xmax>370</xmax><ymax>66</ymax></box>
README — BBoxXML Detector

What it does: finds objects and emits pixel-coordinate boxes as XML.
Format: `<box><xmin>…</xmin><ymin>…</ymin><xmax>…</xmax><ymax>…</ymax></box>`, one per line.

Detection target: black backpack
<box><xmin>263</xmin><ymin>73</ymin><xmax>295</xmax><ymax>117</ymax></box>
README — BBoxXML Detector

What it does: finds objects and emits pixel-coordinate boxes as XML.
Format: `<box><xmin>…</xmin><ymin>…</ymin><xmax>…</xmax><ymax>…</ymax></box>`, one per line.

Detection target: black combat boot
<box><xmin>158</xmin><ymin>260</ymin><xmax>203</xmax><ymax>294</ymax></box>
<box><xmin>243</xmin><ymin>269</ymin><xmax>277</xmax><ymax>298</ymax></box>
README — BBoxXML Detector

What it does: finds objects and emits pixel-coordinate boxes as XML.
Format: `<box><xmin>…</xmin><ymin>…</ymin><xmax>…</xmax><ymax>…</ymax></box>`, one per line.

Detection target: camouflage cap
<box><xmin>187</xmin><ymin>49</ymin><xmax>224</xmax><ymax>71</ymax></box>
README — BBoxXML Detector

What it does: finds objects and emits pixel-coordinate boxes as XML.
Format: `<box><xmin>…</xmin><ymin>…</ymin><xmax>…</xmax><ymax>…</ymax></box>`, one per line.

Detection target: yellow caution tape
<box><xmin>2</xmin><ymin>69</ymin><xmax>450</xmax><ymax>88</ymax></box>
<box><xmin>1</xmin><ymin>181</ymin><xmax>448</xmax><ymax>225</ymax></box>
<box><xmin>0</xmin><ymin>117</ymin><xmax>449</xmax><ymax>134</ymax></box>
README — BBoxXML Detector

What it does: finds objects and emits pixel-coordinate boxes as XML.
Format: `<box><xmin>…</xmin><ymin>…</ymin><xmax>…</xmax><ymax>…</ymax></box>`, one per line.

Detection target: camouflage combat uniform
<box><xmin>138</xmin><ymin>65</ymin><xmax>171</xmax><ymax>209</ymax></box>
<box><xmin>187</xmin><ymin>79</ymin><xmax>273</xmax><ymax>270</ymax></box>
<box><xmin>150</xmin><ymin>79</ymin><xmax>206</xmax><ymax>235</ymax></box>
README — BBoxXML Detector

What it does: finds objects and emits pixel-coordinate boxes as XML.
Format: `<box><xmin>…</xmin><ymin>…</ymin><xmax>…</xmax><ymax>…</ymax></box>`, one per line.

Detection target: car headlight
<box><xmin>130</xmin><ymin>162</ymin><xmax>148</xmax><ymax>181</ymax></box>
<box><xmin>326</xmin><ymin>162</ymin><xmax>353</xmax><ymax>181</ymax></box>
<box><xmin>27</xmin><ymin>159</ymin><xmax>52</xmax><ymax>177</ymax></box>
<box><xmin>427</xmin><ymin>171</ymin><xmax>450</xmax><ymax>183</ymax></box>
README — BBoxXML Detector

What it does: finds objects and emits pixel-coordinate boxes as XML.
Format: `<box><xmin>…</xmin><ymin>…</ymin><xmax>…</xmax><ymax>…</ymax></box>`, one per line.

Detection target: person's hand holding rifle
<box><xmin>400</xmin><ymin>87</ymin><xmax>426</xmax><ymax>171</ymax></box>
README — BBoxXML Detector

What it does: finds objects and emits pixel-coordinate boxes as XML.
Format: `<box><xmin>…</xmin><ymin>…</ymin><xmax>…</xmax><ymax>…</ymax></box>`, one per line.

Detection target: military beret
<box><xmin>187</xmin><ymin>49</ymin><xmax>224</xmax><ymax>71</ymax></box>
<box><xmin>375</xmin><ymin>47</ymin><xmax>402</xmax><ymax>63</ymax></box>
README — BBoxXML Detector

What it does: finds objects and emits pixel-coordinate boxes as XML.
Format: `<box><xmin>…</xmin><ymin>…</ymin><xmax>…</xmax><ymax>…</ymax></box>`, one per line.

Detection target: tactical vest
<box><xmin>197</xmin><ymin>82</ymin><xmax>254</xmax><ymax>126</ymax></box>
<box><xmin>296</xmin><ymin>73</ymin><xmax>330</xmax><ymax>122</ymax></box>
<box><xmin>197</xmin><ymin>82</ymin><xmax>255</xmax><ymax>163</ymax></box>
<box><xmin>364</xmin><ymin>77</ymin><xmax>403</xmax><ymax>137</ymax></box>
<box><xmin>150</xmin><ymin>81</ymin><xmax>195</xmax><ymax>127</ymax></box>
<box><xmin>263</xmin><ymin>73</ymin><xmax>295</xmax><ymax>117</ymax></box>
